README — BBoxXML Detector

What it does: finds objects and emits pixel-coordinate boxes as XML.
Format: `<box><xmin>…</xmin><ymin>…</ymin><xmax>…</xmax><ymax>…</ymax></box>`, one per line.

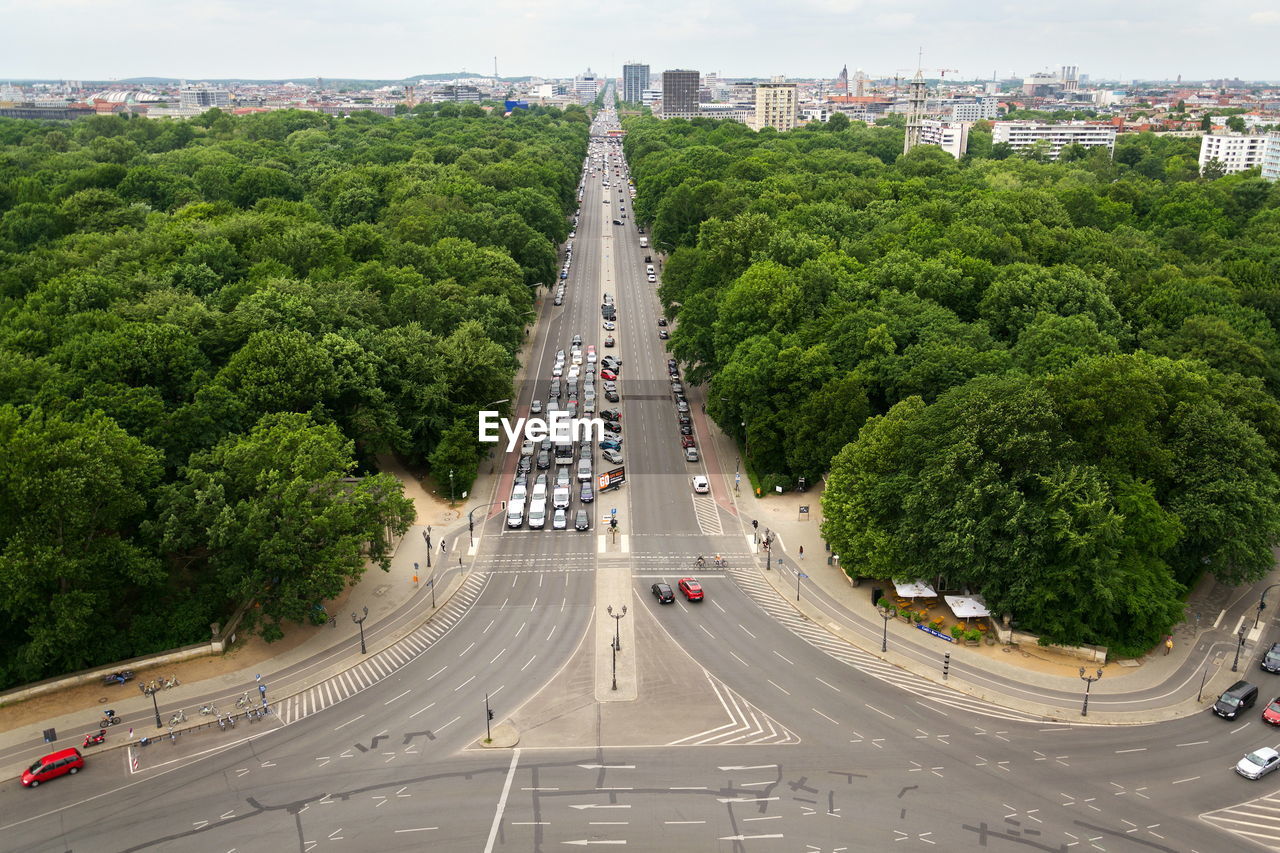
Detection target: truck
<box><xmin>507</xmin><ymin>499</ymin><xmax>525</xmax><ymax>528</ymax></box>
<box><xmin>554</xmin><ymin>440</ymin><xmax>574</xmax><ymax>465</ymax></box>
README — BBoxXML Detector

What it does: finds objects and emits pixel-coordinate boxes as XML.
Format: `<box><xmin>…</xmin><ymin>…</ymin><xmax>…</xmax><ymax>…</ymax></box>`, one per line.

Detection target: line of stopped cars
<box><xmin>1222</xmin><ymin>643</ymin><xmax>1280</xmax><ymax>778</ymax></box>
<box><xmin>507</xmin><ymin>335</ymin><xmax>623</xmax><ymax>533</ymax></box>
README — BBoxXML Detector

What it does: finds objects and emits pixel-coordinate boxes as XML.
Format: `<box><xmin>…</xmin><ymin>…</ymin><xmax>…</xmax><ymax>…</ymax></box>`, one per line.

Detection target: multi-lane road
<box><xmin>3</xmin><ymin>102</ymin><xmax>1280</xmax><ymax>853</ymax></box>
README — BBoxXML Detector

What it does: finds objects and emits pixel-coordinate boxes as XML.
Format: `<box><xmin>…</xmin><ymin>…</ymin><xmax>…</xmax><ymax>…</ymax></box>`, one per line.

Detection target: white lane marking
<box><xmin>483</xmin><ymin>619</ymin><xmax>495</xmax><ymax>634</ymax></box>
<box><xmin>436</xmin><ymin>715</ymin><xmax>461</xmax><ymax>732</ymax></box>
<box><xmin>743</xmin><ymin>815</ymin><xmax>782</xmax><ymax>821</ymax></box>
<box><xmin>570</xmin><ymin>804</ymin><xmax>632</xmax><ymax>810</ymax></box>
<box><xmin>816</xmin><ymin>677</ymin><xmax>841</xmax><ymax>692</ymax></box>
<box><xmin>515</xmin><ymin>621</ymin><xmax>527</xmax><ymax>638</ymax></box>
<box><xmin>521</xmin><ymin>655</ymin><xmax>537</xmax><ymax>671</ymax></box>
<box><xmin>669</xmin><ymin>786</ymin><xmax>708</xmax><ymax>790</ymax></box>
<box><xmin>334</xmin><ymin>715</ymin><xmax>364</xmax><ymax>731</ymax></box>
<box><xmin>773</xmin><ymin>651</ymin><xmax>794</xmax><ymax>665</ymax></box>
<box><xmin>490</xmin><ymin>648</ymin><xmax>507</xmax><ymax>664</ymax></box>
<box><xmin>455</xmin><ymin>675</ymin><xmax>477</xmax><ymax>691</ymax></box>
<box><xmin>394</xmin><ymin>826</ymin><xmax>438</xmax><ymax>833</ymax></box>
<box><xmin>813</xmin><ymin>708</ymin><xmax>840</xmax><ymax>725</ymax></box>
<box><xmin>729</xmin><ymin>651</ymin><xmax>749</xmax><ymax>666</ymax></box>
<box><xmin>865</xmin><ymin>704</ymin><xmax>896</xmax><ymax>720</ymax></box>
<box><xmin>718</xmin><ymin>765</ymin><xmax>777</xmax><ymax>771</ymax></box>
<box><xmin>409</xmin><ymin>702</ymin><xmax>436</xmax><ymax>719</ymax></box>
<box><xmin>1231</xmin><ymin>721</ymin><xmax>1251</xmax><ymax>734</ymax></box>
<box><xmin>717</xmin><ymin>796</ymin><xmax>780</xmax><ymax>803</ymax></box>
<box><xmin>1176</xmin><ymin>740</ymin><xmax>1208</xmax><ymax>747</ymax></box>
<box><xmin>1114</xmin><ymin>747</ymin><xmax>1146</xmax><ymax>754</ymax></box>
<box><xmin>767</xmin><ymin>679</ymin><xmax>791</xmax><ymax>695</ymax></box>
<box><xmin>384</xmin><ymin>690</ymin><xmax>411</xmax><ymax>705</ymax></box>
<box><xmin>665</xmin><ymin>820</ymin><xmax>706</xmax><ymax>825</ymax></box>
<box><xmin>699</xmin><ymin>625</ymin><xmax>715</xmax><ymax>639</ymax></box>
<box><xmin>427</xmin><ymin>666</ymin><xmax>447</xmax><ymax>681</ymax></box>
<box><xmin>547</xmin><ymin>624</ymin><xmax>557</xmax><ymax>642</ymax></box>
<box><xmin>1171</xmin><ymin>776</ymin><xmax>1199</xmax><ymax>784</ymax></box>
<box><xmin>1212</xmin><ymin>609</ymin><xmax>1225</xmax><ymax>629</ymax></box>
<box><xmin>739</xmin><ymin>624</ymin><xmax>756</xmax><ymax>638</ymax></box>
<box><xmin>460</xmin><ymin>642</ymin><xmax>476</xmax><ymax>657</ymax></box>
<box><xmin>483</xmin><ymin>749</ymin><xmax>521</xmax><ymax>853</ymax></box>
<box><xmin>712</xmin><ymin>601</ymin><xmax>726</xmax><ymax>613</ymax></box>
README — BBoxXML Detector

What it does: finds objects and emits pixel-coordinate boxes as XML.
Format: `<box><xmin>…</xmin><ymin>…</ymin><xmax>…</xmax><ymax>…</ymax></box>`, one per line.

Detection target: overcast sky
<box><xmin>2</xmin><ymin>0</ymin><xmax>1277</xmax><ymax>82</ymax></box>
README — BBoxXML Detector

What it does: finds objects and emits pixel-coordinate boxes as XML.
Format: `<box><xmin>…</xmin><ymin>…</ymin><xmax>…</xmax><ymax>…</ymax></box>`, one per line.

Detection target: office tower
<box><xmin>622</xmin><ymin>63</ymin><xmax>649</xmax><ymax>104</ymax></box>
<box><xmin>752</xmin><ymin>77</ymin><xmax>798</xmax><ymax>131</ymax></box>
<box><xmin>661</xmin><ymin>69</ymin><xmax>699</xmax><ymax>118</ymax></box>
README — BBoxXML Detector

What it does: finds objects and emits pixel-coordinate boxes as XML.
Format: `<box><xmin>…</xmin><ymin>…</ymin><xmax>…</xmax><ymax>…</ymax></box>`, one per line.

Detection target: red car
<box><xmin>1265</xmin><ymin>698</ymin><xmax>1280</xmax><ymax>726</ymax></box>
<box><xmin>600</xmin><ymin>369</ymin><xmax>618</xmax><ymax>381</ymax></box>
<box><xmin>22</xmin><ymin>748</ymin><xmax>84</xmax><ymax>787</ymax></box>
<box><xmin>681</xmin><ymin>435</ymin><xmax>696</xmax><ymax>449</ymax></box>
<box><xmin>678</xmin><ymin>578</ymin><xmax>704</xmax><ymax>601</ymax></box>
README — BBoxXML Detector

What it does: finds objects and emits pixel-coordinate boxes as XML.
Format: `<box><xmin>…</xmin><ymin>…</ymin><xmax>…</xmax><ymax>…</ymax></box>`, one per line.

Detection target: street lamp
<box><xmin>352</xmin><ymin>606</ymin><xmax>369</xmax><ymax>655</ymax></box>
<box><xmin>878</xmin><ymin>604</ymin><xmax>895</xmax><ymax>653</ymax></box>
<box><xmin>608</xmin><ymin>604</ymin><xmax>627</xmax><ymax>652</ymax></box>
<box><xmin>422</xmin><ymin>525</ymin><xmax>432</xmax><ymax>569</ymax></box>
<box><xmin>1233</xmin><ymin>624</ymin><xmax>1248</xmax><ymax>672</ymax></box>
<box><xmin>1079</xmin><ymin>667</ymin><xmax>1103</xmax><ymax>717</ymax></box>
<box><xmin>449</xmin><ymin>469</ymin><xmax>455</xmax><ymax>506</ymax></box>
<box><xmin>141</xmin><ymin>682</ymin><xmax>163</xmax><ymax>729</ymax></box>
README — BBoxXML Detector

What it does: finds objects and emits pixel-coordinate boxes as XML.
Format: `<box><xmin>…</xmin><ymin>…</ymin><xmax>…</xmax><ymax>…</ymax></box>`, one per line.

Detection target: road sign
<box><xmin>735</xmin><ymin>472</ymin><xmax>741</xmax><ymax>483</ymax></box>
<box><xmin>798</xmin><ymin>573</ymin><xmax>808</xmax><ymax>579</ymax></box>
<box><xmin>799</xmin><ymin>505</ymin><xmax>809</xmax><ymax>514</ymax></box>
<box><xmin>611</xmin><ymin>507</ymin><xmax>617</xmax><ymax>516</ymax></box>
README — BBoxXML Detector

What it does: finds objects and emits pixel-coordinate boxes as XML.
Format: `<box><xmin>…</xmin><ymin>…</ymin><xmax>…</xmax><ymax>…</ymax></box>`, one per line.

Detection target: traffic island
<box><xmin>478</xmin><ymin>722</ymin><xmax>519</xmax><ymax>749</ymax></box>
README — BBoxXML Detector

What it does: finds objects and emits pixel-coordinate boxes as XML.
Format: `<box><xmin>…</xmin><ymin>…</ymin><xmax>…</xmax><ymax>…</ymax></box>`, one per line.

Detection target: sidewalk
<box><xmin>691</xmin><ymin>384</ymin><xmax>1265</xmax><ymax>724</ymax></box>
<box><xmin>0</xmin><ymin>289</ymin><xmax>549</xmax><ymax>759</ymax></box>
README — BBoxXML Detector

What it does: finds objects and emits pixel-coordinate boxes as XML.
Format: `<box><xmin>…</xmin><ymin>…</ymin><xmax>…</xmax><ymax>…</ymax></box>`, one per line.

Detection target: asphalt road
<box><xmin>5</xmin><ymin>103</ymin><xmax>1280</xmax><ymax>853</ymax></box>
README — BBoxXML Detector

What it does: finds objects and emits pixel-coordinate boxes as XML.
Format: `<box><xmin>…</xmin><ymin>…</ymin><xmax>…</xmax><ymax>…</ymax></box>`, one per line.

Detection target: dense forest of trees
<box><xmin>0</xmin><ymin>104</ymin><xmax>589</xmax><ymax>687</ymax></box>
<box><xmin>625</xmin><ymin>115</ymin><xmax>1280</xmax><ymax>654</ymax></box>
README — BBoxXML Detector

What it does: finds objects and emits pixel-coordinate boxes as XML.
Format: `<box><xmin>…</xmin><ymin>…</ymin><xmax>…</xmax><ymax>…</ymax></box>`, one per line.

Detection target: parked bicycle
<box><xmin>162</xmin><ymin>675</ymin><xmax>180</xmax><ymax>689</ymax></box>
<box><xmin>198</xmin><ymin>703</ymin><xmax>217</xmax><ymax>716</ymax></box>
<box><xmin>168</xmin><ymin>709</ymin><xmax>186</xmax><ymax>726</ymax></box>
<box><xmin>235</xmin><ymin>691</ymin><xmax>251</xmax><ymax>709</ymax></box>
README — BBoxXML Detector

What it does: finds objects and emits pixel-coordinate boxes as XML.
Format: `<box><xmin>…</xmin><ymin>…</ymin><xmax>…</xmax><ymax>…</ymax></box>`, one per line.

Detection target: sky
<box><xmin>2</xmin><ymin>0</ymin><xmax>1278</xmax><ymax>83</ymax></box>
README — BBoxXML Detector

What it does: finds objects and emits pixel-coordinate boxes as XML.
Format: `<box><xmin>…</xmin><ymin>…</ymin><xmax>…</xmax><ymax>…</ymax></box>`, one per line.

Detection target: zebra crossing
<box><xmin>1202</xmin><ymin>790</ymin><xmax>1280</xmax><ymax>850</ymax></box>
<box><xmin>276</xmin><ymin>571</ymin><xmax>490</xmax><ymax>726</ymax></box>
<box><xmin>668</xmin><ymin>669</ymin><xmax>800</xmax><ymax>746</ymax></box>
<box><xmin>692</xmin><ymin>496</ymin><xmax>724</xmax><ymax>536</ymax></box>
<box><xmin>725</xmin><ymin>565</ymin><xmax>1046</xmax><ymax>724</ymax></box>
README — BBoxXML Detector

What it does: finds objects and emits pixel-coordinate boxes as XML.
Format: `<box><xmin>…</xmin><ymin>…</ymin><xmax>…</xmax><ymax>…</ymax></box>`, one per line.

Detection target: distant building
<box><xmin>1262</xmin><ymin>133</ymin><xmax>1280</xmax><ymax>182</ymax></box>
<box><xmin>991</xmin><ymin>121</ymin><xmax>1117</xmax><ymax>158</ymax></box>
<box><xmin>180</xmin><ymin>87</ymin><xmax>230</xmax><ymax>109</ymax></box>
<box><xmin>918</xmin><ymin>120</ymin><xmax>971</xmax><ymax>158</ymax></box>
<box><xmin>951</xmin><ymin>96</ymin><xmax>1000</xmax><ymax>122</ymax></box>
<box><xmin>835</xmin><ymin>64</ymin><xmax>849</xmax><ymax>93</ymax></box>
<box><xmin>698</xmin><ymin>104</ymin><xmax>754</xmax><ymax>124</ymax></box>
<box><xmin>319</xmin><ymin>103</ymin><xmax>396</xmax><ymax>117</ymax></box>
<box><xmin>431</xmin><ymin>85</ymin><xmax>482</xmax><ymax>103</ymax></box>
<box><xmin>574</xmin><ymin>70</ymin><xmax>601</xmax><ymax>104</ymax></box>
<box><xmin>1199</xmin><ymin>133</ymin><xmax>1270</xmax><ymax>174</ymax></box>
<box><xmin>661</xmin><ymin>69</ymin><xmax>700</xmax><ymax>118</ymax></box>
<box><xmin>622</xmin><ymin>63</ymin><xmax>649</xmax><ymax>103</ymax></box>
<box><xmin>752</xmin><ymin>78</ymin><xmax>798</xmax><ymax>131</ymax></box>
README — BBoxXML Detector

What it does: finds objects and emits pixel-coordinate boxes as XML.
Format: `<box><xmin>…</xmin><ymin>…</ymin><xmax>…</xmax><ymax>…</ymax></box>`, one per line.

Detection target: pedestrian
<box><xmin>441</xmin><ymin>539</ymin><xmax>447</xmax><ymax>554</ymax></box>
<box><xmin>799</xmin><ymin>545</ymin><xmax>804</xmax><ymax>560</ymax></box>
<box><xmin>1165</xmin><ymin>636</ymin><xmax>1173</xmax><ymax>655</ymax></box>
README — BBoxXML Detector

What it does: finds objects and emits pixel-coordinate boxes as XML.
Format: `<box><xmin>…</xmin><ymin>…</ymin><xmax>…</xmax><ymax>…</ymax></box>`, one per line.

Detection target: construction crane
<box><xmin>936</xmin><ymin>68</ymin><xmax>959</xmax><ymax>79</ymax></box>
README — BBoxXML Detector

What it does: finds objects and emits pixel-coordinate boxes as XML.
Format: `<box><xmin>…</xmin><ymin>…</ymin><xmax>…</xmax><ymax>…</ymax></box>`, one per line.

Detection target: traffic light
<box><xmin>752</xmin><ymin>519</ymin><xmax>758</xmax><ymax>530</ymax></box>
<box><xmin>610</xmin><ymin>518</ymin><xmax>617</xmax><ymax>529</ymax></box>
<box><xmin>487</xmin><ymin>708</ymin><xmax>495</xmax><ymax>720</ymax></box>
<box><xmin>469</xmin><ymin>517</ymin><xmax>474</xmax><ymax>534</ymax></box>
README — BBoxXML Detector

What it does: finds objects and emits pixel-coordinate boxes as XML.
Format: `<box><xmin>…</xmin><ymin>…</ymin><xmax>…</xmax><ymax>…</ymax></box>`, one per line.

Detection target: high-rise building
<box><xmin>991</xmin><ymin>121</ymin><xmax>1117</xmax><ymax>159</ymax></box>
<box><xmin>661</xmin><ymin>69</ymin><xmax>699</xmax><ymax>118</ymax></box>
<box><xmin>1199</xmin><ymin>133</ymin><xmax>1271</xmax><ymax>175</ymax></box>
<box><xmin>622</xmin><ymin>63</ymin><xmax>649</xmax><ymax>104</ymax></box>
<box><xmin>573</xmin><ymin>70</ymin><xmax>601</xmax><ymax>104</ymax></box>
<box><xmin>179</xmin><ymin>87</ymin><xmax>230</xmax><ymax>109</ymax></box>
<box><xmin>1263</xmin><ymin>133</ymin><xmax>1280</xmax><ymax>183</ymax></box>
<box><xmin>950</xmin><ymin>96</ymin><xmax>1000</xmax><ymax>122</ymax></box>
<box><xmin>752</xmin><ymin>77</ymin><xmax>798</xmax><ymax>131</ymax></box>
<box><xmin>918</xmin><ymin>120</ymin><xmax>971</xmax><ymax>158</ymax></box>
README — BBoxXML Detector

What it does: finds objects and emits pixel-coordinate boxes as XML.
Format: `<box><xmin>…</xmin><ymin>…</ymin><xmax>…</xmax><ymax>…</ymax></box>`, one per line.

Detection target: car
<box><xmin>677</xmin><ymin>412</ymin><xmax>691</xmax><ymax>425</ymax></box>
<box><xmin>652</xmin><ymin>582</ymin><xmax>675</xmax><ymax>604</ymax></box>
<box><xmin>599</xmin><ymin>438</ymin><xmax>622</xmax><ymax>450</ymax></box>
<box><xmin>603</xmin><ymin>321</ymin><xmax>615</xmax><ymax>331</ymax></box>
<box><xmin>677</xmin><ymin>401</ymin><xmax>689</xmax><ymax>413</ymax></box>
<box><xmin>1264</xmin><ymin>697</ymin><xmax>1280</xmax><ymax>725</ymax></box>
<box><xmin>600</xmin><ymin>410</ymin><xmax>619</xmax><ymax>426</ymax></box>
<box><xmin>553</xmin><ymin>295</ymin><xmax>564</xmax><ymax>306</ymax></box>
<box><xmin>517</xmin><ymin>455</ymin><xmax>533</xmax><ymax>474</ymax></box>
<box><xmin>605</xmin><ymin>336</ymin><xmax>615</xmax><ymax>347</ymax></box>
<box><xmin>681</xmin><ymin>435</ymin><xmax>696</xmax><ymax>449</ymax></box>
<box><xmin>569</xmin><ymin>230</ymin><xmax>576</xmax><ymax>238</ymax></box>
<box><xmin>579</xmin><ymin>481</ymin><xmax>595</xmax><ymax>503</ymax></box>
<box><xmin>552</xmin><ymin>508</ymin><xmax>568</xmax><ymax>530</ymax></box>
<box><xmin>577</xmin><ymin>459</ymin><xmax>593</xmax><ymax>481</ymax></box>
<box><xmin>520</xmin><ymin>439</ymin><xmax>535</xmax><ymax>456</ymax></box>
<box><xmin>646</xmin><ymin>265</ymin><xmax>655</xmax><ymax>273</ymax></box>
<box><xmin>559</xmin><ymin>271</ymin><xmax>568</xmax><ymax>280</ymax></box>
<box><xmin>601</xmin><ymin>357</ymin><xmax>621</xmax><ymax>369</ymax></box>
<box><xmin>575</xmin><ymin>509</ymin><xmax>591</xmax><ymax>531</ymax></box>
<box><xmin>613</xmin><ymin>219</ymin><xmax>622</xmax><ymax>225</ymax></box>
<box><xmin>541</xmin><ymin>438</ymin><xmax>553</xmax><ymax>453</ymax></box>
<box><xmin>1263</xmin><ymin>642</ymin><xmax>1280</xmax><ymax>673</ymax></box>
<box><xmin>659</xmin><ymin>330</ymin><xmax>670</xmax><ymax>340</ymax></box>
<box><xmin>549</xmin><ymin>382</ymin><xmax>561</xmax><ymax>399</ymax></box>
<box><xmin>602</xmin><ymin>449</ymin><xmax>624</xmax><ymax>465</ymax></box>
<box><xmin>684</xmin><ymin>446</ymin><xmax>699</xmax><ymax>462</ymax></box>
<box><xmin>21</xmin><ymin>748</ymin><xmax>84</xmax><ymax>787</ymax></box>
<box><xmin>648</xmin><ymin>274</ymin><xmax>657</xmax><ymax>283</ymax></box>
<box><xmin>602</xmin><ymin>381</ymin><xmax>618</xmax><ymax>394</ymax></box>
<box><xmin>600</xmin><ymin>369</ymin><xmax>618</xmax><ymax>381</ymax></box>
<box><xmin>572</xmin><ymin>334</ymin><xmax>583</xmax><ymax>346</ymax></box>
<box><xmin>556</xmin><ymin>467</ymin><xmax>571</xmax><ymax>488</ymax></box>
<box><xmin>692</xmin><ymin>475</ymin><xmax>709</xmax><ymax>494</ymax></box>
<box><xmin>1215</xmin><ymin>681</ymin><xmax>1260</xmax><ymax>719</ymax></box>
<box><xmin>600</xmin><ymin>409</ymin><xmax>621</xmax><ymax>421</ymax></box>
<box><xmin>536</xmin><ymin>450</ymin><xmax>551</xmax><ymax>469</ymax></box>
<box><xmin>605</xmin><ymin>390</ymin><xmax>620</xmax><ymax>402</ymax></box>
<box><xmin>1238</xmin><ymin>747</ymin><xmax>1280</xmax><ymax>779</ymax></box>
<box><xmin>671</xmin><ymin>381</ymin><xmax>684</xmax><ymax>395</ymax></box>
<box><xmin>678</xmin><ymin>578</ymin><xmax>704</xmax><ymax>601</ymax></box>
<box><xmin>513</xmin><ymin>470</ymin><xmax>529</xmax><ymax>487</ymax></box>
<box><xmin>658</xmin><ymin>318</ymin><xmax>668</xmax><ymax>327</ymax></box>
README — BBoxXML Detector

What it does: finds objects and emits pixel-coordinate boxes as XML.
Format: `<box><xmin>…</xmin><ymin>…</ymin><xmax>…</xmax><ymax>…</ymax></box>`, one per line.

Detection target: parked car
<box><xmin>602</xmin><ymin>449</ymin><xmax>624</xmax><ymax>465</ymax></box>
<box><xmin>681</xmin><ymin>435</ymin><xmax>696</xmax><ymax>449</ymax></box>
<box><xmin>599</xmin><ymin>438</ymin><xmax>622</xmax><ymax>451</ymax></box>
<box><xmin>531</xmin><ymin>399</ymin><xmax>543</xmax><ymax>415</ymax></box>
<box><xmin>659</xmin><ymin>330</ymin><xmax>669</xmax><ymax>339</ymax></box>
<box><xmin>678</xmin><ymin>578</ymin><xmax>704</xmax><ymax>601</ymax></box>
<box><xmin>604</xmin><ymin>336</ymin><xmax>615</xmax><ymax>347</ymax></box>
<box><xmin>652</xmin><ymin>582</ymin><xmax>675</xmax><ymax>604</ymax></box>
<box><xmin>21</xmin><ymin>748</ymin><xmax>84</xmax><ymax>788</ymax></box>
<box><xmin>605</xmin><ymin>389</ymin><xmax>620</xmax><ymax>402</ymax></box>
<box><xmin>658</xmin><ymin>318</ymin><xmax>668</xmax><ymax>327</ymax></box>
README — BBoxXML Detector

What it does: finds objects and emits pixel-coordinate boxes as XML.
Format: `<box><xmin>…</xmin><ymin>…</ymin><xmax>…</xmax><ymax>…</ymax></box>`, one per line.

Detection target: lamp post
<box><xmin>1233</xmin><ymin>624</ymin><xmax>1248</xmax><ymax>672</ymax></box>
<box><xmin>352</xmin><ymin>606</ymin><xmax>369</xmax><ymax>655</ymax></box>
<box><xmin>878</xmin><ymin>604</ymin><xmax>895</xmax><ymax>653</ymax></box>
<box><xmin>142</xmin><ymin>682</ymin><xmax>163</xmax><ymax>729</ymax></box>
<box><xmin>449</xmin><ymin>469</ymin><xmax>455</xmax><ymax>506</ymax></box>
<box><xmin>608</xmin><ymin>604</ymin><xmax>627</xmax><ymax>652</ymax></box>
<box><xmin>1079</xmin><ymin>667</ymin><xmax>1103</xmax><ymax>717</ymax></box>
<box><xmin>422</xmin><ymin>525</ymin><xmax>432</xmax><ymax>569</ymax></box>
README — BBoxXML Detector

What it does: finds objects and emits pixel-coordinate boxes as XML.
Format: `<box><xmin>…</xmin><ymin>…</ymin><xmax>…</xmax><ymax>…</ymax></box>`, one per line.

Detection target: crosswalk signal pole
<box><xmin>485</xmin><ymin>693</ymin><xmax>494</xmax><ymax>741</ymax></box>
<box><xmin>943</xmin><ymin>652</ymin><xmax>951</xmax><ymax>680</ymax></box>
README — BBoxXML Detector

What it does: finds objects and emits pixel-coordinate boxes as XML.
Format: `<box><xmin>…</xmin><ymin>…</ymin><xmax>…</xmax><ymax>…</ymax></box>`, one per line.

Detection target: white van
<box><xmin>511</xmin><ymin>484</ymin><xmax>528</xmax><ymax>504</ymax></box>
<box><xmin>528</xmin><ymin>499</ymin><xmax>547</xmax><ymax>529</ymax></box>
<box><xmin>577</xmin><ymin>459</ymin><xmax>593</xmax><ymax>482</ymax></box>
<box><xmin>553</xmin><ymin>486</ymin><xmax>570</xmax><ymax>509</ymax></box>
<box><xmin>532</xmin><ymin>482</ymin><xmax>547</xmax><ymax>503</ymax></box>
<box><xmin>507</xmin><ymin>499</ymin><xmax>525</xmax><ymax>528</ymax></box>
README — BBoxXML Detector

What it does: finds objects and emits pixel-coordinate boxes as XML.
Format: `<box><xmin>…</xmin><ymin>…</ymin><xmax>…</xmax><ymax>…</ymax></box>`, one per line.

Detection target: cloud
<box><xmin>1248</xmin><ymin>9</ymin><xmax>1280</xmax><ymax>24</ymax></box>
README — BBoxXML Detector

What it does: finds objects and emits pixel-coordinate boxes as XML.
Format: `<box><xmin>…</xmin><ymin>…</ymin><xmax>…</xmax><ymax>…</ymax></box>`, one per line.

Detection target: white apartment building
<box><xmin>1262</xmin><ymin>133</ymin><xmax>1280</xmax><ymax>182</ymax></box>
<box><xmin>1199</xmin><ymin>133</ymin><xmax>1270</xmax><ymax>174</ymax></box>
<box><xmin>699</xmin><ymin>104</ymin><xmax>754</xmax><ymax>124</ymax></box>
<box><xmin>179</xmin><ymin>87</ymin><xmax>230</xmax><ymax>109</ymax></box>
<box><xmin>752</xmin><ymin>78</ymin><xmax>798</xmax><ymax>131</ymax></box>
<box><xmin>951</xmin><ymin>96</ymin><xmax>999</xmax><ymax>122</ymax></box>
<box><xmin>918</xmin><ymin>120</ymin><xmax>971</xmax><ymax>158</ymax></box>
<box><xmin>991</xmin><ymin>121</ymin><xmax>1117</xmax><ymax>159</ymax></box>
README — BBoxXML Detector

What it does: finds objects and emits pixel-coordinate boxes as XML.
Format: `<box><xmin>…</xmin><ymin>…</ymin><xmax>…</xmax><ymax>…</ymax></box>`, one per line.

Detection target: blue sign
<box><xmin>735</xmin><ymin>472</ymin><xmax>741</xmax><ymax>483</ymax></box>
<box><xmin>798</xmin><ymin>573</ymin><xmax>808</xmax><ymax>579</ymax></box>
<box><xmin>611</xmin><ymin>507</ymin><xmax>617</xmax><ymax>516</ymax></box>
<box><xmin>916</xmin><ymin>624</ymin><xmax>956</xmax><ymax>643</ymax></box>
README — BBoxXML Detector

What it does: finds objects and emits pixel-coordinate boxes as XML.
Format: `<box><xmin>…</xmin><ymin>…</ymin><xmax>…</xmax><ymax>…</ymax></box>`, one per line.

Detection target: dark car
<box><xmin>579</xmin><ymin>482</ymin><xmax>595</xmax><ymax>503</ymax></box>
<box><xmin>612</xmin><ymin>219</ymin><xmax>622</xmax><ymax>225</ymax></box>
<box><xmin>600</xmin><ymin>409</ymin><xmax>621</xmax><ymax>421</ymax></box>
<box><xmin>1263</xmin><ymin>642</ymin><xmax>1280</xmax><ymax>673</ymax></box>
<box><xmin>681</xmin><ymin>435</ymin><xmax>696</xmax><ymax>449</ymax></box>
<box><xmin>1215</xmin><ymin>680</ymin><xmax>1260</xmax><ymax>719</ymax></box>
<box><xmin>677</xmin><ymin>412</ymin><xmax>691</xmax><ymax>425</ymax></box>
<box><xmin>21</xmin><ymin>748</ymin><xmax>84</xmax><ymax>787</ymax></box>
<box><xmin>517</xmin><ymin>455</ymin><xmax>533</xmax><ymax>473</ymax></box>
<box><xmin>604</xmin><ymin>390</ymin><xmax>620</xmax><ymax>403</ymax></box>
<box><xmin>652</xmin><ymin>582</ymin><xmax>675</xmax><ymax>604</ymax></box>
<box><xmin>679</xmin><ymin>422</ymin><xmax>693</xmax><ymax>435</ymax></box>
<box><xmin>604</xmin><ymin>336</ymin><xmax>615</xmax><ymax>347</ymax></box>
<box><xmin>659</xmin><ymin>330</ymin><xmax>669</xmax><ymax>339</ymax></box>
<box><xmin>536</xmin><ymin>450</ymin><xmax>551</xmax><ymax>470</ymax></box>
<box><xmin>574</xmin><ymin>509</ymin><xmax>590</xmax><ymax>531</ymax></box>
<box><xmin>658</xmin><ymin>318</ymin><xmax>668</xmax><ymax>327</ymax></box>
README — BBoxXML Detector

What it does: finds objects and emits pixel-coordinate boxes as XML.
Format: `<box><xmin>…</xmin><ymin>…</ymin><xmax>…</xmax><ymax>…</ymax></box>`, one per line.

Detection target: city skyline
<box><xmin>2</xmin><ymin>0</ymin><xmax>1278</xmax><ymax>82</ymax></box>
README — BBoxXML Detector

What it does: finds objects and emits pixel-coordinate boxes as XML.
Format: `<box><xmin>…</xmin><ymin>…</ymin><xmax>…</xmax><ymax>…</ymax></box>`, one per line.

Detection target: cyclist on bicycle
<box><xmin>695</xmin><ymin>554</ymin><xmax>705</xmax><ymax>568</ymax></box>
